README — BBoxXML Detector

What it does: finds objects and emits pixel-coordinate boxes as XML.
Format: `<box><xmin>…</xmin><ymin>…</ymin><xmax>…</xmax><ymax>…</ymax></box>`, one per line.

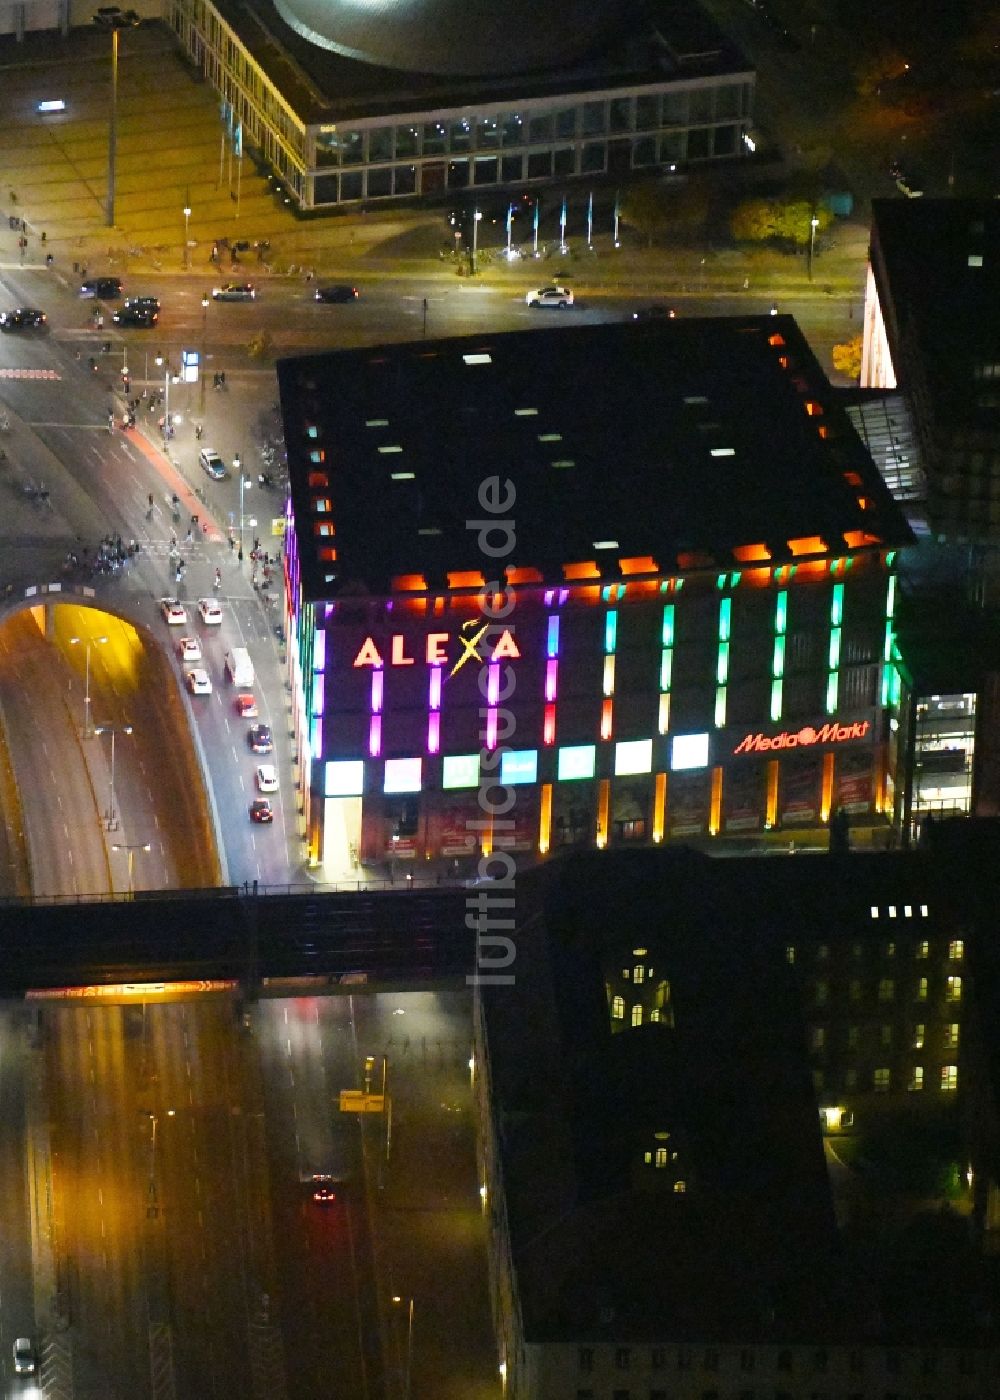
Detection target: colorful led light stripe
<box><xmin>545</xmin><ymin>659</ymin><xmax>559</xmax><ymax>703</ymax></box>
<box><xmin>659</xmin><ymin>601</ymin><xmax>675</xmax><ymax>736</ymax></box>
<box><xmin>371</xmin><ymin>669</ymin><xmax>384</xmax><ymax>714</ymax></box>
<box><xmin>771</xmin><ymin>589</ymin><xmax>787</xmax><ymax>722</ymax></box>
<box><xmin>369</xmin><ymin>714</ymin><xmax>382</xmax><ymax>757</ymax></box>
<box><xmin>427</xmin><ymin>711</ymin><xmax>441</xmax><ymax>754</ymax></box>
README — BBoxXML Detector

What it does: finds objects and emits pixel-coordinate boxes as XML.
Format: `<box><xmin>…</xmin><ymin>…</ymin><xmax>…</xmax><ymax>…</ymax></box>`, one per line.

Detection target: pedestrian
<box><xmin>228</xmin><ymin>536</ymin><xmax>235</xmax><ymax>552</ymax></box>
<box><xmin>40</xmin><ymin>231</ymin><xmax>46</xmax><ymax>244</ymax></box>
<box><xmin>185</xmin><ymin>526</ymin><xmax>193</xmax><ymax>544</ymax></box>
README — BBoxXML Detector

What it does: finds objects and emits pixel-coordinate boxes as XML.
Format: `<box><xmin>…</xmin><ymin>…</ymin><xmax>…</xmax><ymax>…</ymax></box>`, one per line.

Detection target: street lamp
<box><xmin>199</xmin><ymin>293</ymin><xmax>209</xmax><ymax>411</ymax></box>
<box><xmin>807</xmin><ymin>214</ymin><xmax>820</xmax><ymax>282</ymax></box>
<box><xmin>155</xmin><ymin>351</ymin><xmax>173</xmax><ymax>440</ymax></box>
<box><xmin>236</xmin><ymin>454</ymin><xmax>253</xmax><ymax>560</ymax></box>
<box><xmin>183</xmin><ymin>202</ymin><xmax>192</xmax><ymax>269</ymax></box>
<box><xmin>94</xmin><ymin>721</ymin><xmax>132</xmax><ymax>831</ymax></box>
<box><xmin>111</xmin><ymin>840</ymin><xmax>151</xmax><ymax>897</ymax></box>
<box><xmin>69</xmin><ymin>633</ymin><xmax>108</xmax><ymax>738</ymax></box>
<box><xmin>93</xmin><ymin>7</ymin><xmax>140</xmax><ymax>230</ymax></box>
<box><xmin>470</xmin><ymin>208</ymin><xmax>482</xmax><ymax>275</ymax></box>
<box><xmin>391</xmin><ymin>1295</ymin><xmax>414</xmax><ymax>1400</ymax></box>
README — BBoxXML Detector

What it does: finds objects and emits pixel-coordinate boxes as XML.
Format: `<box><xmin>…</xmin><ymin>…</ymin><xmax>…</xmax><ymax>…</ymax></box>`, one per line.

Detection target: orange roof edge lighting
<box><xmin>391</xmin><ymin>573</ymin><xmax>429</xmax><ymax>592</ymax></box>
<box><xmin>733</xmin><ymin>543</ymin><xmax>771</xmax><ymax>563</ymax></box>
<box><xmin>843</xmin><ymin>530</ymin><xmax>883</xmax><ymax>549</ymax></box>
<box><xmin>619</xmin><ymin>556</ymin><xmax>659</xmax><ymax>575</ymax></box>
<box><xmin>447</xmin><ymin>570</ymin><xmax>487</xmax><ymax>589</ymax></box>
<box><xmin>787</xmin><ymin>536</ymin><xmax>827</xmax><ymax>557</ymax></box>
<box><xmin>676</xmin><ymin>550</ymin><xmax>715</xmax><ymax>571</ymax></box>
<box><xmin>505</xmin><ymin>566</ymin><xmax>545</xmax><ymax>584</ymax></box>
<box><xmin>564</xmin><ymin>561</ymin><xmax>601</xmax><ymax>580</ymax></box>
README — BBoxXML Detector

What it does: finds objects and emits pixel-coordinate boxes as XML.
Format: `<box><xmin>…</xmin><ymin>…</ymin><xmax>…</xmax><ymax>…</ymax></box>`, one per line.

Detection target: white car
<box><xmin>177</xmin><ymin>635</ymin><xmax>202</xmax><ymax>662</ymax></box>
<box><xmin>255</xmin><ymin>763</ymin><xmax>278</xmax><ymax>793</ymax></box>
<box><xmin>526</xmin><ymin>285</ymin><xmax>574</xmax><ymax>308</ymax></box>
<box><xmin>12</xmin><ymin>1338</ymin><xmax>36</xmax><ymax>1376</ymax></box>
<box><xmin>186</xmin><ymin>668</ymin><xmax>213</xmax><ymax>695</ymax></box>
<box><xmin>161</xmin><ymin>597</ymin><xmax>187</xmax><ymax>626</ymax></box>
<box><xmin>198</xmin><ymin>597</ymin><xmax>223</xmax><ymax>625</ymax></box>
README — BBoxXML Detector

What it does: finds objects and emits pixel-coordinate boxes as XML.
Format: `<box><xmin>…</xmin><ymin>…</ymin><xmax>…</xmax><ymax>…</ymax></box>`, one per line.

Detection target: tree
<box><xmin>832</xmin><ymin>335</ymin><xmax>863</xmax><ymax>381</ymax></box>
<box><xmin>730</xmin><ymin>198</ymin><xmax>833</xmax><ymax>248</ymax></box>
<box><xmin>618</xmin><ymin>181</ymin><xmax>675</xmax><ymax>247</ymax></box>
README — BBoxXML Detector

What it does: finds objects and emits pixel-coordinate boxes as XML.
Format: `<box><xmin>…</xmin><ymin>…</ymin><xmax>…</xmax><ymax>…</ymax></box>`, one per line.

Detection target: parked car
<box><xmin>0</xmin><ymin>307</ymin><xmax>46</xmax><ymax>332</ymax></box>
<box><xmin>526</xmin><ymin>285</ymin><xmax>574</xmax><ymax>308</ymax></box>
<box><xmin>212</xmin><ymin>282</ymin><xmax>255</xmax><ymax>301</ymax></box>
<box><xmin>199</xmin><ymin>447</ymin><xmax>227</xmax><ymax>480</ymax></box>
<box><xmin>113</xmin><ymin>304</ymin><xmax>157</xmax><ymax>328</ymax></box>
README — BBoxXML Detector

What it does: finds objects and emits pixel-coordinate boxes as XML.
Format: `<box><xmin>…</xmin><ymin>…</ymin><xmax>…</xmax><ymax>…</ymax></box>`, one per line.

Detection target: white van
<box><xmin>225</xmin><ymin>647</ymin><xmax>254</xmax><ymax>687</ymax></box>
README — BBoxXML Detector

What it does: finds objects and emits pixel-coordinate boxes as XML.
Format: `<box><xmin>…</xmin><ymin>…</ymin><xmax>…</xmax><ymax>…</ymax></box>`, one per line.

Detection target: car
<box><xmin>177</xmin><ymin>635</ymin><xmax>202</xmax><ymax>662</ymax></box>
<box><xmin>526</xmin><ymin>285</ymin><xmax>574</xmax><ymax>308</ymax></box>
<box><xmin>247</xmin><ymin>723</ymin><xmax>273</xmax><ymax>753</ymax></box>
<box><xmin>0</xmin><ymin>307</ymin><xmax>46</xmax><ymax>332</ymax></box>
<box><xmin>79</xmin><ymin>276</ymin><xmax>123</xmax><ymax>300</ymax></box>
<box><xmin>249</xmin><ymin>799</ymin><xmax>273</xmax><ymax>824</ymax></box>
<box><xmin>315</xmin><ymin>284</ymin><xmax>359</xmax><ymax>303</ymax></box>
<box><xmin>212</xmin><ymin>282</ymin><xmax>255</xmax><ymax>301</ymax></box>
<box><xmin>185</xmin><ymin>667</ymin><xmax>213</xmax><ymax>695</ymax></box>
<box><xmin>197</xmin><ymin>597</ymin><xmax>223</xmax><ymax>625</ymax></box>
<box><xmin>256</xmin><ymin>763</ymin><xmax>278</xmax><ymax>793</ymax></box>
<box><xmin>632</xmin><ymin>304</ymin><xmax>676</xmax><ymax>321</ymax></box>
<box><xmin>160</xmin><ymin>597</ymin><xmax>188</xmax><ymax>626</ymax></box>
<box><xmin>198</xmin><ymin>447</ymin><xmax>227</xmax><ymax>480</ymax></box>
<box><xmin>235</xmin><ymin>692</ymin><xmax>258</xmax><ymax>718</ymax></box>
<box><xmin>124</xmin><ymin>295</ymin><xmax>160</xmax><ymax>312</ymax></box>
<box><xmin>12</xmin><ymin>1337</ymin><xmax>36</xmax><ymax>1376</ymax></box>
<box><xmin>112</xmin><ymin>304</ymin><xmax>157</xmax><ymax>328</ymax></box>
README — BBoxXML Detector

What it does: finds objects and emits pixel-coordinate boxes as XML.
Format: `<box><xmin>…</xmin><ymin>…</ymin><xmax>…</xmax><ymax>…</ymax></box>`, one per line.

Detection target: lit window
<box><xmin>634</xmin><ymin>964</ymin><xmax>645</xmax><ymax>984</ymax></box>
<box><xmin>903</xmin><ymin>905</ymin><xmax>912</xmax><ymax>918</ymax></box>
<box><xmin>611</xmin><ymin>995</ymin><xmax>624</xmax><ymax>1020</ymax></box>
<box><xmin>909</xmin><ymin>1066</ymin><xmax>924</xmax><ymax>1092</ymax></box>
<box><xmin>920</xmin><ymin>904</ymin><xmax>929</xmax><ymax>917</ymax></box>
<box><xmin>631</xmin><ymin>1004</ymin><xmax>642</xmax><ymax>1027</ymax></box>
<box><xmin>946</xmin><ymin>975</ymin><xmax>963</xmax><ymax>1002</ymax></box>
<box><xmin>870</xmin><ymin>906</ymin><xmax>879</xmax><ymax>919</ymax></box>
<box><xmin>670</xmin><ymin>732</ymin><xmax>709</xmax><ymax>771</ymax></box>
<box><xmin>557</xmin><ymin>744</ymin><xmax>596</xmax><ymax>781</ymax></box>
<box><xmin>785</xmin><ymin>944</ymin><xmax>795</xmax><ymax>965</ymax></box>
<box><xmin>946</xmin><ymin>1022</ymin><xmax>960</xmax><ymax>1050</ymax></box>
<box><xmin>673</xmin><ymin>1180</ymin><xmax>686</xmax><ymax>1193</ymax></box>
<box><xmin>941</xmin><ymin>1064</ymin><xmax>958</xmax><ymax>1092</ymax></box>
<box><xmin>655</xmin><ymin>1147</ymin><xmax>667</xmax><ymax>1168</ymax></box>
<box><xmin>913</xmin><ymin>1023</ymin><xmax>925</xmax><ymax>1049</ymax></box>
<box><xmin>500</xmin><ymin>749</ymin><xmax>537</xmax><ymax>785</ymax></box>
<box><xmin>916</xmin><ymin>940</ymin><xmax>929</xmax><ymax>959</ymax></box>
<box><xmin>888</xmin><ymin>905</ymin><xmax>897</xmax><ymax>918</ymax></box>
<box><xmin>614</xmin><ymin>738</ymin><xmax>653</xmax><ymax>776</ymax></box>
<box><xmin>383</xmin><ymin>757</ymin><xmax>422</xmax><ymax>793</ymax></box>
<box><xmin>878</xmin><ymin>978</ymin><xmax>895</xmax><ymax>1003</ymax></box>
<box><xmin>874</xmin><ymin>1067</ymin><xmax>891</xmax><ymax>1092</ymax></box>
<box><xmin>916</xmin><ymin>976</ymin><xmax>928</xmax><ymax>1001</ymax></box>
<box><xmin>442</xmin><ymin>754</ymin><xmax>479</xmax><ymax>789</ymax></box>
<box><xmin>949</xmin><ymin>939</ymin><xmax>965</xmax><ymax>961</ymax></box>
<box><xmin>324</xmin><ymin>759</ymin><xmax>365</xmax><ymax>797</ymax></box>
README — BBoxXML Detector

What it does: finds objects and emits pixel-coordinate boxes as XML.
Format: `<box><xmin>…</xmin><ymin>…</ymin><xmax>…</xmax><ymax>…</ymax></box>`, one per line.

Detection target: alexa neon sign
<box><xmin>733</xmin><ymin>719</ymin><xmax>871</xmax><ymax>755</ymax></box>
<box><xmin>352</xmin><ymin>627</ymin><xmax>521</xmax><ymax>670</ymax></box>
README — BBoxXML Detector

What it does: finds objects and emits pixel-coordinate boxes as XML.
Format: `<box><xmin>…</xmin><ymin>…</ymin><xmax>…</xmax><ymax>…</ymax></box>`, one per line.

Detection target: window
<box><xmin>634</xmin><ymin>964</ymin><xmax>645</xmax><ymax>984</ymax></box>
<box><xmin>913</xmin><ymin>1023</ymin><xmax>925</xmax><ymax>1049</ymax></box>
<box><xmin>631</xmin><ymin>1004</ymin><xmax>643</xmax><ymax>1027</ymax></box>
<box><xmin>785</xmin><ymin>944</ymin><xmax>795</xmax><ymax>965</ymax></box>
<box><xmin>941</xmin><ymin>1064</ymin><xmax>958</xmax><ymax>1092</ymax></box>
<box><xmin>885</xmin><ymin>941</ymin><xmax>896</xmax><ymax>957</ymax></box>
<box><xmin>611</xmin><ymin>995</ymin><xmax>624</xmax><ymax>1020</ymax></box>
<box><xmin>673</xmin><ymin>1179</ymin><xmax>686</xmax><ymax>1192</ymax></box>
<box><xmin>810</xmin><ymin>1026</ymin><xmax>826</xmax><ymax>1051</ymax></box>
<box><xmin>815</xmin><ymin>981</ymin><xmax>828</xmax><ymax>1005</ymax></box>
<box><xmin>916</xmin><ymin>976</ymin><xmax>928</xmax><ymax>1001</ymax></box>
<box><xmin>880</xmin><ymin>1024</ymin><xmax>893</xmax><ymax>1047</ymax></box>
<box><xmin>874</xmin><ymin>1067</ymin><xmax>891</xmax><ymax>1092</ymax></box>
<box><xmin>946</xmin><ymin>1022</ymin><xmax>960</xmax><ymax>1049</ymax></box>
<box><xmin>847</xmin><ymin>1025</ymin><xmax>859</xmax><ymax>1049</ymax></box>
<box><xmin>849</xmin><ymin>979</ymin><xmax>862</xmax><ymax>1002</ymax></box>
<box><xmin>853</xmin><ymin>942</ymin><xmax>864</xmax><ymax>958</ymax></box>
<box><xmin>916</xmin><ymin>939</ymin><xmax>929</xmax><ymax>958</ymax></box>
<box><xmin>845</xmin><ymin>1067</ymin><xmax>857</xmax><ymax>1088</ymax></box>
<box><xmin>878</xmin><ymin>978</ymin><xmax>895</xmax><ymax>1002</ymax></box>
<box><xmin>615</xmin><ymin>1348</ymin><xmax>631</xmax><ymax>1370</ymax></box>
<box><xmin>578</xmin><ymin>1348</ymin><xmax>594</xmax><ymax>1372</ymax></box>
<box><xmin>909</xmin><ymin>1066</ymin><xmax>924</xmax><ymax>1092</ymax></box>
<box><xmin>946</xmin><ymin>975</ymin><xmax>963</xmax><ymax>1002</ymax></box>
<box><xmin>655</xmin><ymin>1146</ymin><xmax>667</xmax><ymax>1168</ymax></box>
<box><xmin>812</xmin><ymin>1069</ymin><xmax>824</xmax><ymax>1092</ymax></box>
<box><xmin>949</xmin><ymin>939</ymin><xmax>965</xmax><ymax>960</ymax></box>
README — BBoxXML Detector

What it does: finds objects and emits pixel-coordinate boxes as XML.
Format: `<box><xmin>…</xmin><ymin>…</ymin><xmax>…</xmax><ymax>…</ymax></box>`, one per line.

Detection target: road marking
<box><xmin>0</xmin><ymin>367</ymin><xmax>61</xmax><ymax>379</ymax></box>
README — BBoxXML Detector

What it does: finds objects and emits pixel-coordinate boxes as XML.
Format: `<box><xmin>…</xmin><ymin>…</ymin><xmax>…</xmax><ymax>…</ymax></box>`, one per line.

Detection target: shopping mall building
<box><xmin>277</xmin><ymin>317</ymin><xmax>913</xmax><ymax>882</ymax></box>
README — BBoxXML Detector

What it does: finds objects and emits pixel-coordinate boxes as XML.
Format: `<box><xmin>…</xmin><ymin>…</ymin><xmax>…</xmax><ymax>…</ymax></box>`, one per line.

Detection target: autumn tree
<box><xmin>832</xmin><ymin>334</ymin><xmax>863</xmax><ymax>382</ymax></box>
<box><xmin>618</xmin><ymin>181</ymin><xmax>676</xmax><ymax>247</ymax></box>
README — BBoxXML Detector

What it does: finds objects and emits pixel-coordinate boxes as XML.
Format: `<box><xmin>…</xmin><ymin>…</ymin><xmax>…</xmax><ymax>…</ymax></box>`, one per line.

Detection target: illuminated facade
<box><xmin>167</xmin><ymin>0</ymin><xmax>754</xmax><ymax>210</ymax></box>
<box><xmin>277</xmin><ymin>317</ymin><xmax>913</xmax><ymax>881</ymax></box>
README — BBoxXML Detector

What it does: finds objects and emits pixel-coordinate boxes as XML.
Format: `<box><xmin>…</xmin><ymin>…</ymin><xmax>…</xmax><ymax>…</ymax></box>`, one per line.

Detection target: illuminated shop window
<box><xmin>558</xmin><ymin>745</ymin><xmax>596</xmax><ymax>781</ymax></box>
<box><xmin>614</xmin><ymin>739</ymin><xmax>652</xmax><ymax>776</ymax></box>
<box><xmin>671</xmin><ymin>733</ymin><xmax>709</xmax><ymax>771</ymax></box>
<box><xmin>384</xmin><ymin>757</ymin><xmax>423</xmax><ymax>793</ymax></box>
<box><xmin>940</xmin><ymin>1065</ymin><xmax>958</xmax><ymax>1092</ymax></box>
<box><xmin>442</xmin><ymin>754</ymin><xmax>479</xmax><ymax>789</ymax></box>
<box><xmin>500</xmin><ymin>749</ymin><xmax>538</xmax><ymax>785</ymax></box>
<box><xmin>325</xmin><ymin>759</ymin><xmax>365</xmax><ymax>797</ymax></box>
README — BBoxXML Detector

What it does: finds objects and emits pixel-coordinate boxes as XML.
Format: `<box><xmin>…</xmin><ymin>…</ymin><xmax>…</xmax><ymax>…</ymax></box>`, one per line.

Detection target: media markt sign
<box><xmin>732</xmin><ymin>719</ymin><xmax>871</xmax><ymax>756</ymax></box>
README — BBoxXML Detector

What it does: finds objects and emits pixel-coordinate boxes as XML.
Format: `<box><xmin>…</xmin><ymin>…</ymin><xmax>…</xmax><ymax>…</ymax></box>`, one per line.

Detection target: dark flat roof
<box><xmin>870</xmin><ymin>199</ymin><xmax>1000</xmax><ymax>433</ymax></box>
<box><xmin>211</xmin><ymin>0</ymin><xmax>749</xmax><ymax>124</ymax></box>
<box><xmin>278</xmin><ymin>316</ymin><xmax>913</xmax><ymax>603</ymax></box>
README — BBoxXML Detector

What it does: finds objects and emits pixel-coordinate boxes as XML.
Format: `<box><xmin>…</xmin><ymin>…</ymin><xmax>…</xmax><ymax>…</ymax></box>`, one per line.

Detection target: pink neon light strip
<box><xmin>543</xmin><ymin>704</ymin><xmax>556</xmax><ymax>746</ymax></box>
<box><xmin>545</xmin><ymin>658</ymin><xmax>558</xmax><ymax>703</ymax></box>
<box><xmin>428</xmin><ymin>666</ymin><xmax>442</xmax><ymax>710</ymax></box>
<box><xmin>485</xmin><ymin>708</ymin><xmax>498</xmax><ymax>750</ymax></box>
<box><xmin>427</xmin><ymin>711</ymin><xmax>441</xmax><ymax>753</ymax></box>
<box><xmin>370</xmin><ymin>669</ymin><xmax>384</xmax><ymax>714</ymax></box>
<box><xmin>368</xmin><ymin>714</ymin><xmax>382</xmax><ymax>757</ymax></box>
<box><xmin>486</xmin><ymin>662</ymin><xmax>500</xmax><ymax>707</ymax></box>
